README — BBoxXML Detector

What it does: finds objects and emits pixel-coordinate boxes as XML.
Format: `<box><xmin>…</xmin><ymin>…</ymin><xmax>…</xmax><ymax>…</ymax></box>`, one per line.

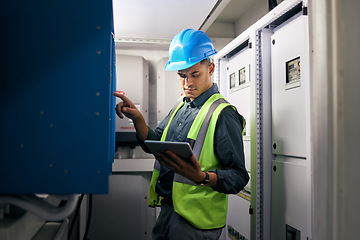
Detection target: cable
<box><xmin>68</xmin><ymin>194</ymin><xmax>85</xmax><ymax>239</ymax></box>
<box><xmin>0</xmin><ymin>194</ymin><xmax>78</xmax><ymax>221</ymax></box>
<box><xmin>82</xmin><ymin>194</ymin><xmax>93</xmax><ymax>240</ymax></box>
<box><xmin>54</xmin><ymin>218</ymin><xmax>70</xmax><ymax>240</ymax></box>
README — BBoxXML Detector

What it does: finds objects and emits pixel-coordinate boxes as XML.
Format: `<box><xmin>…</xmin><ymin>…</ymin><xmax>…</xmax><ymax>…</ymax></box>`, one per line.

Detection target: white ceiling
<box><xmin>216</xmin><ymin>0</ymin><xmax>260</xmax><ymax>22</ymax></box>
<box><xmin>112</xmin><ymin>0</ymin><xmax>218</xmax><ymax>40</ymax></box>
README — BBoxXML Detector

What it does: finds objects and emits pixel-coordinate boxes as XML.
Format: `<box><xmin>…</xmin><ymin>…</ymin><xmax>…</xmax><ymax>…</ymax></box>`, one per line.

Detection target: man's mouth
<box><xmin>185</xmin><ymin>88</ymin><xmax>195</xmax><ymax>92</ymax></box>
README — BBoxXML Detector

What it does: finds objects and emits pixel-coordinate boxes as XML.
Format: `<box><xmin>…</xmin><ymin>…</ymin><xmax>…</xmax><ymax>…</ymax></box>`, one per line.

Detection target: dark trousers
<box><xmin>152</xmin><ymin>205</ymin><xmax>223</xmax><ymax>240</ymax></box>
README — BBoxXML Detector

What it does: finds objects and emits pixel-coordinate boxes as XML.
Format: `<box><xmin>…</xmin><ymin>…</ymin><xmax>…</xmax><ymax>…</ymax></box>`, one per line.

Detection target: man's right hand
<box><xmin>114</xmin><ymin>92</ymin><xmax>141</xmax><ymax>121</ymax></box>
<box><xmin>113</xmin><ymin>92</ymin><xmax>149</xmax><ymax>141</ymax></box>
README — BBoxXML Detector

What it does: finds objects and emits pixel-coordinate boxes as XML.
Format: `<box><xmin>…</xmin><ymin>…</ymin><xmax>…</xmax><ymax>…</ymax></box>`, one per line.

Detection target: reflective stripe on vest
<box><xmin>173</xmin><ymin>97</ymin><xmax>227</xmax><ymax>187</ymax></box>
<box><xmin>191</xmin><ymin>98</ymin><xmax>227</xmax><ymax>161</ymax></box>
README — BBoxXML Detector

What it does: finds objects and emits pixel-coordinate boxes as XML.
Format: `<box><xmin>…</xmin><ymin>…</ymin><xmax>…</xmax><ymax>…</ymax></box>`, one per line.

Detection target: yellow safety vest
<box><xmin>148</xmin><ymin>93</ymin><xmax>241</xmax><ymax>229</ymax></box>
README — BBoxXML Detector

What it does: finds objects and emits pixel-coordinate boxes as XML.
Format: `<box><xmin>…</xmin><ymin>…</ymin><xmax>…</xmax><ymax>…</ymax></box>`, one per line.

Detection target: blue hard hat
<box><xmin>165</xmin><ymin>29</ymin><xmax>217</xmax><ymax>71</ymax></box>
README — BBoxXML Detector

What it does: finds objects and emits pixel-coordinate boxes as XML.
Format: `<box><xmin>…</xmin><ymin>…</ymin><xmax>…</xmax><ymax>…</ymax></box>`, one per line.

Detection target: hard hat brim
<box><xmin>165</xmin><ymin>60</ymin><xmax>199</xmax><ymax>71</ymax></box>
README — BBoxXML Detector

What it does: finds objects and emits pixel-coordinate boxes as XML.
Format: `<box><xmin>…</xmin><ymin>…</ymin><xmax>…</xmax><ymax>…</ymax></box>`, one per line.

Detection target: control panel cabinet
<box><xmin>219</xmin><ymin>37</ymin><xmax>254</xmax><ymax>240</ymax></box>
<box><xmin>225</xmin><ymin>45</ymin><xmax>252</xmax><ymax>192</ymax></box>
<box><xmin>270</xmin><ymin>14</ymin><xmax>312</xmax><ymax>240</ymax></box>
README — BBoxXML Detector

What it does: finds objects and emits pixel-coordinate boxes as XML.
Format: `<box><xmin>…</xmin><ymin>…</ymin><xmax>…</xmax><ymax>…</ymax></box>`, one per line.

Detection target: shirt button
<box><xmin>179</xmin><ymin>123</ymin><xmax>182</xmax><ymax>126</ymax></box>
<box><xmin>157</xmin><ymin>180</ymin><xmax>160</xmax><ymax>184</ymax></box>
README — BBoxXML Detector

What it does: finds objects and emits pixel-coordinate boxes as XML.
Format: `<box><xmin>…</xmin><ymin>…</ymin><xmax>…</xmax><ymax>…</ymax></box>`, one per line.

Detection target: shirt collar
<box><xmin>184</xmin><ymin>83</ymin><xmax>219</xmax><ymax>108</ymax></box>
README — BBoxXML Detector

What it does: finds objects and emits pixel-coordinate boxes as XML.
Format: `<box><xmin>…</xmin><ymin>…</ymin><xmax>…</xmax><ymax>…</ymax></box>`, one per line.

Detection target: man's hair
<box><xmin>200</xmin><ymin>58</ymin><xmax>213</xmax><ymax>66</ymax></box>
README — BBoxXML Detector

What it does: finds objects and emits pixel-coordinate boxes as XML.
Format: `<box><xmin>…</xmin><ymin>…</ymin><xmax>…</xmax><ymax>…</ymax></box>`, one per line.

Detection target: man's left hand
<box><xmin>156</xmin><ymin>151</ymin><xmax>206</xmax><ymax>183</ymax></box>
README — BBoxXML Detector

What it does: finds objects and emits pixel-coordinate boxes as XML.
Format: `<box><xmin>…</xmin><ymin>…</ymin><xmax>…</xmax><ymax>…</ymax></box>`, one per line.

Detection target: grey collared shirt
<box><xmin>143</xmin><ymin>84</ymin><xmax>249</xmax><ymax>199</ymax></box>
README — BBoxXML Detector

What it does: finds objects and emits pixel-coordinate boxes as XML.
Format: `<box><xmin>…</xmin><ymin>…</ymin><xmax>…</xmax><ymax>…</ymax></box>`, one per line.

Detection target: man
<box><xmin>114</xmin><ymin>29</ymin><xmax>249</xmax><ymax>240</ymax></box>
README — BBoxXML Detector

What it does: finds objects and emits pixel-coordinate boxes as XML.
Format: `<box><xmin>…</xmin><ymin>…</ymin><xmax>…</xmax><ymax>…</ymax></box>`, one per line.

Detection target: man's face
<box><xmin>177</xmin><ymin>61</ymin><xmax>215</xmax><ymax>101</ymax></box>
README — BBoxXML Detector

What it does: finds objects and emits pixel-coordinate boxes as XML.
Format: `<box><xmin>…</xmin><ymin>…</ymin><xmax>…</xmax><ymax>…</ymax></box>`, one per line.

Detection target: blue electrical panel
<box><xmin>0</xmin><ymin>0</ymin><xmax>115</xmax><ymax>194</ymax></box>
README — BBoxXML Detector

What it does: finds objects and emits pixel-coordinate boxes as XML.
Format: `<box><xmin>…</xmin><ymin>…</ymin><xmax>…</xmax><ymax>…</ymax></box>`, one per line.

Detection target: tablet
<box><xmin>144</xmin><ymin>140</ymin><xmax>194</xmax><ymax>160</ymax></box>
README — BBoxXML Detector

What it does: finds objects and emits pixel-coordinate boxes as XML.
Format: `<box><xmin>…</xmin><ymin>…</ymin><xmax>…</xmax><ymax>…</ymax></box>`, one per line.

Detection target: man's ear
<box><xmin>208</xmin><ymin>62</ymin><xmax>215</xmax><ymax>76</ymax></box>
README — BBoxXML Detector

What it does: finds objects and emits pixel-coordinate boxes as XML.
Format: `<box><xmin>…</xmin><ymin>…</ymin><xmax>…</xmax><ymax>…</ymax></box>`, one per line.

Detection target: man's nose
<box><xmin>184</xmin><ymin>76</ymin><xmax>192</xmax><ymax>86</ymax></box>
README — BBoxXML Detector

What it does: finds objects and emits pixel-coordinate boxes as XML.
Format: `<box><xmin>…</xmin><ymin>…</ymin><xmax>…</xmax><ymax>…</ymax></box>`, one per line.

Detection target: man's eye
<box><xmin>178</xmin><ymin>74</ymin><xmax>186</xmax><ymax>78</ymax></box>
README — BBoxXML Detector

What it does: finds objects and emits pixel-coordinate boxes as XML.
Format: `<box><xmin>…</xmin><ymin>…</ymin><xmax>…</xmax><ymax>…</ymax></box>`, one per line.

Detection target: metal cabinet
<box><xmin>270</xmin><ymin>15</ymin><xmax>312</xmax><ymax>240</ymax></box>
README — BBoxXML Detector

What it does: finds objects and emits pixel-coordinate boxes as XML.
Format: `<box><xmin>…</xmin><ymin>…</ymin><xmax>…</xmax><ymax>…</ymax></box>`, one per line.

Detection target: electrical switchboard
<box><xmin>270</xmin><ymin>14</ymin><xmax>311</xmax><ymax>240</ymax></box>
<box><xmin>221</xmin><ymin>37</ymin><xmax>253</xmax><ymax>240</ymax></box>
